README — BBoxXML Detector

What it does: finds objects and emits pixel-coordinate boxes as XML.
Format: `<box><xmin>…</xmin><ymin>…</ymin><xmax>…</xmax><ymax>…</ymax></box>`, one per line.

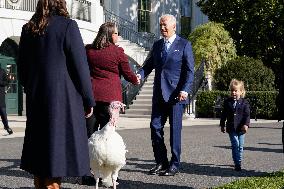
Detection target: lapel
<box><xmin>158</xmin><ymin>39</ymin><xmax>164</xmax><ymax>52</ymax></box>
<box><xmin>231</xmin><ymin>98</ymin><xmax>243</xmax><ymax>112</ymax></box>
<box><xmin>158</xmin><ymin>39</ymin><xmax>166</xmax><ymax>64</ymax></box>
<box><xmin>167</xmin><ymin>35</ymin><xmax>180</xmax><ymax>56</ymax></box>
<box><xmin>236</xmin><ymin>98</ymin><xmax>244</xmax><ymax>110</ymax></box>
<box><xmin>228</xmin><ymin>97</ymin><xmax>235</xmax><ymax>111</ymax></box>
<box><xmin>163</xmin><ymin>35</ymin><xmax>180</xmax><ymax>64</ymax></box>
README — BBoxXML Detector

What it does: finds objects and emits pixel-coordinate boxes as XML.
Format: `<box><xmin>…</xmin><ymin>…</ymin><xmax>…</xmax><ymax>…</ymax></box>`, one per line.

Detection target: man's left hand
<box><xmin>177</xmin><ymin>92</ymin><xmax>188</xmax><ymax>101</ymax></box>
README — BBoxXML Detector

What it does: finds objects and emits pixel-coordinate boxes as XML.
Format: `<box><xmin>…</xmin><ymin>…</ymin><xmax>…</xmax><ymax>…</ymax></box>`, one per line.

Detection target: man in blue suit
<box><xmin>137</xmin><ymin>14</ymin><xmax>195</xmax><ymax>176</ymax></box>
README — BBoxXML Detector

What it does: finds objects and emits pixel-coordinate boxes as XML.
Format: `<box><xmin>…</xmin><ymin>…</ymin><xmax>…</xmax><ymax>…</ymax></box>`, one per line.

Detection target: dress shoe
<box><xmin>5</xmin><ymin>127</ymin><xmax>13</xmax><ymax>135</ymax></box>
<box><xmin>159</xmin><ymin>167</ymin><xmax>179</xmax><ymax>176</ymax></box>
<box><xmin>149</xmin><ymin>164</ymin><xmax>168</xmax><ymax>175</ymax></box>
<box><xmin>234</xmin><ymin>165</ymin><xmax>242</xmax><ymax>171</ymax></box>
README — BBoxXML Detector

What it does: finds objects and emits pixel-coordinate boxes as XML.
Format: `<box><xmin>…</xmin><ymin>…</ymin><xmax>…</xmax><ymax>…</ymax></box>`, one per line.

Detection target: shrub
<box><xmin>214</xmin><ymin>56</ymin><xmax>275</xmax><ymax>91</ymax></box>
<box><xmin>196</xmin><ymin>90</ymin><xmax>278</xmax><ymax>119</ymax></box>
<box><xmin>188</xmin><ymin>22</ymin><xmax>237</xmax><ymax>71</ymax></box>
<box><xmin>246</xmin><ymin>91</ymin><xmax>278</xmax><ymax>119</ymax></box>
<box><xmin>195</xmin><ymin>91</ymin><xmax>228</xmax><ymax>118</ymax></box>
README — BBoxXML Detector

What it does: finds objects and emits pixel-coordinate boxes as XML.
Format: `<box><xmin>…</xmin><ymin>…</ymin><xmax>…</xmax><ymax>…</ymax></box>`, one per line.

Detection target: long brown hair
<box><xmin>92</xmin><ymin>22</ymin><xmax>116</xmax><ymax>49</ymax></box>
<box><xmin>25</xmin><ymin>0</ymin><xmax>69</xmax><ymax>35</ymax></box>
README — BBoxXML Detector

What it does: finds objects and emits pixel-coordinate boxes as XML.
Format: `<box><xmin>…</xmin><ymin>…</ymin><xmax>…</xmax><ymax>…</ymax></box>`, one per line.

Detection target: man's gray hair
<box><xmin>160</xmin><ymin>14</ymin><xmax>176</xmax><ymax>25</ymax></box>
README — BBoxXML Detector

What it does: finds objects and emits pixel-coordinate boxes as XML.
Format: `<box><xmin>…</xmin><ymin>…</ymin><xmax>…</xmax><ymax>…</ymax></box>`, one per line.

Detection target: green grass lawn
<box><xmin>214</xmin><ymin>170</ymin><xmax>284</xmax><ymax>189</ymax></box>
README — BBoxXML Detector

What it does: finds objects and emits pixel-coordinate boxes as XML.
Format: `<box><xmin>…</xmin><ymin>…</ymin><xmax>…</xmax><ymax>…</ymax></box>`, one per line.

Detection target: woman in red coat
<box><xmin>85</xmin><ymin>22</ymin><xmax>140</xmax><ymax>134</ymax></box>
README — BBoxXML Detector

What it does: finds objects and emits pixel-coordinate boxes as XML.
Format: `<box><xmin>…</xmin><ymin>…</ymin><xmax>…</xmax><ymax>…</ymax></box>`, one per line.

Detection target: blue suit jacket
<box><xmin>220</xmin><ymin>97</ymin><xmax>250</xmax><ymax>133</ymax></box>
<box><xmin>139</xmin><ymin>35</ymin><xmax>194</xmax><ymax>104</ymax></box>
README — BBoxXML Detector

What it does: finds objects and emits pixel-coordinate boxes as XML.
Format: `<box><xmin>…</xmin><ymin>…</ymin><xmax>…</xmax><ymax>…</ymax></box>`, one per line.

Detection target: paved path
<box><xmin>0</xmin><ymin>115</ymin><xmax>277</xmax><ymax>138</ymax></box>
<box><xmin>0</xmin><ymin>116</ymin><xmax>283</xmax><ymax>189</ymax></box>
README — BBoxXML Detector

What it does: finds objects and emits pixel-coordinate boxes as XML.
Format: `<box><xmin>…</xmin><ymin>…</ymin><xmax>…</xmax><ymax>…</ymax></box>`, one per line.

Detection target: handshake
<box><xmin>136</xmin><ymin>74</ymin><xmax>141</xmax><ymax>85</ymax></box>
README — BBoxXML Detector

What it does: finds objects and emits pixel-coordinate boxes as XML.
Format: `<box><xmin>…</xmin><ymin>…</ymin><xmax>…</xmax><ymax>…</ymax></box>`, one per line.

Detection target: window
<box><xmin>138</xmin><ymin>0</ymin><xmax>151</xmax><ymax>32</ymax></box>
<box><xmin>180</xmin><ymin>0</ymin><xmax>191</xmax><ymax>37</ymax></box>
<box><xmin>180</xmin><ymin>0</ymin><xmax>191</xmax><ymax>17</ymax></box>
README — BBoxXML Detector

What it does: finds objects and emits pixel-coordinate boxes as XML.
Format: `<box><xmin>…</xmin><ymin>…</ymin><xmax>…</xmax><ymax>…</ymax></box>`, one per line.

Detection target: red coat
<box><xmin>86</xmin><ymin>44</ymin><xmax>138</xmax><ymax>102</ymax></box>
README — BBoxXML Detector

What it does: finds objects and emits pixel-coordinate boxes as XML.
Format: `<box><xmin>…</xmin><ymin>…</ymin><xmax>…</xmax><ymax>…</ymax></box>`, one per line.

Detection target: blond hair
<box><xmin>229</xmin><ymin>79</ymin><xmax>246</xmax><ymax>97</ymax></box>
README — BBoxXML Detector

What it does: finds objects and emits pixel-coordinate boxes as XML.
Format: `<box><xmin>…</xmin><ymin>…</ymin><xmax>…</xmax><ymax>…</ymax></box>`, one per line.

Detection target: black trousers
<box><xmin>0</xmin><ymin>106</ymin><xmax>9</xmax><ymax>129</ymax></box>
<box><xmin>86</xmin><ymin>101</ymin><xmax>110</xmax><ymax>138</ymax></box>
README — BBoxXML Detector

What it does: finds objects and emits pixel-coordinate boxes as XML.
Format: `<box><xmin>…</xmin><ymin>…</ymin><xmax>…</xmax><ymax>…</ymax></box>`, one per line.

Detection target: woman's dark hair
<box><xmin>92</xmin><ymin>22</ymin><xmax>116</xmax><ymax>49</ymax></box>
<box><xmin>24</xmin><ymin>0</ymin><xmax>69</xmax><ymax>35</ymax></box>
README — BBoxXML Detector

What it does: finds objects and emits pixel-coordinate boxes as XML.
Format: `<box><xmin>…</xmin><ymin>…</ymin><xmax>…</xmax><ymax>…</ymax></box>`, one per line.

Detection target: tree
<box><xmin>188</xmin><ymin>22</ymin><xmax>237</xmax><ymax>90</ymax></box>
<box><xmin>197</xmin><ymin>0</ymin><xmax>284</xmax><ymax>78</ymax></box>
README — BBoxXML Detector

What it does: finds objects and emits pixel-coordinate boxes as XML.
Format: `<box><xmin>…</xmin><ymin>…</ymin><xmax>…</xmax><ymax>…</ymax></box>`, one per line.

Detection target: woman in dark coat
<box><xmin>17</xmin><ymin>0</ymin><xmax>95</xmax><ymax>188</ymax></box>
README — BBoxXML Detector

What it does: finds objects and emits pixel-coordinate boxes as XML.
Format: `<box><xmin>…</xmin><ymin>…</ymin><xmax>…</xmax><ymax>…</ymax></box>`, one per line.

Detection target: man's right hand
<box><xmin>136</xmin><ymin>74</ymin><xmax>141</xmax><ymax>84</ymax></box>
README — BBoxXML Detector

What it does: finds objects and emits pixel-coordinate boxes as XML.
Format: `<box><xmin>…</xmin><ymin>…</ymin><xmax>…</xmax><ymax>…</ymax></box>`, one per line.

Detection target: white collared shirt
<box><xmin>164</xmin><ymin>34</ymin><xmax>176</xmax><ymax>50</ymax></box>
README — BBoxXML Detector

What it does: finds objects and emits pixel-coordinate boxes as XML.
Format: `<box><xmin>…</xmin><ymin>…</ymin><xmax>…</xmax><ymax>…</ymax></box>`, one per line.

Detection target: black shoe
<box><xmin>159</xmin><ymin>167</ymin><xmax>179</xmax><ymax>176</ymax></box>
<box><xmin>81</xmin><ymin>176</ymin><xmax>96</xmax><ymax>186</ymax></box>
<box><xmin>149</xmin><ymin>164</ymin><xmax>168</xmax><ymax>175</ymax></box>
<box><xmin>234</xmin><ymin>165</ymin><xmax>242</xmax><ymax>171</ymax></box>
<box><xmin>5</xmin><ymin>127</ymin><xmax>13</xmax><ymax>135</ymax></box>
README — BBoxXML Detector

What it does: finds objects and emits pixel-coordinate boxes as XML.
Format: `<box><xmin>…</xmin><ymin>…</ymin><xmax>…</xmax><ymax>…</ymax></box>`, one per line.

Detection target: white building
<box><xmin>0</xmin><ymin>0</ymin><xmax>208</xmax><ymax>115</ymax></box>
<box><xmin>0</xmin><ymin>0</ymin><xmax>208</xmax><ymax>53</ymax></box>
<box><xmin>102</xmin><ymin>0</ymin><xmax>208</xmax><ymax>40</ymax></box>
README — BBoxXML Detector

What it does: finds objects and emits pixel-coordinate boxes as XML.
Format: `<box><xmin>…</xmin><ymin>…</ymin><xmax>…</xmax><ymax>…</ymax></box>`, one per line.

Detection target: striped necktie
<box><xmin>165</xmin><ymin>40</ymin><xmax>170</xmax><ymax>52</ymax></box>
<box><xmin>161</xmin><ymin>41</ymin><xmax>169</xmax><ymax>62</ymax></box>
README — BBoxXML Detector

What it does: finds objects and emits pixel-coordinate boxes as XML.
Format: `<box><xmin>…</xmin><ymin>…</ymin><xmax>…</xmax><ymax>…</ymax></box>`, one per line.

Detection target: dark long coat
<box><xmin>17</xmin><ymin>16</ymin><xmax>95</xmax><ymax>177</ymax></box>
<box><xmin>0</xmin><ymin>68</ymin><xmax>8</xmax><ymax>107</ymax></box>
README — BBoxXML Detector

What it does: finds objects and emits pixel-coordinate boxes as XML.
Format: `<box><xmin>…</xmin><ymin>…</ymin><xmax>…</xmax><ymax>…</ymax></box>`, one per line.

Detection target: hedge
<box><xmin>214</xmin><ymin>57</ymin><xmax>275</xmax><ymax>91</ymax></box>
<box><xmin>195</xmin><ymin>90</ymin><xmax>279</xmax><ymax>119</ymax></box>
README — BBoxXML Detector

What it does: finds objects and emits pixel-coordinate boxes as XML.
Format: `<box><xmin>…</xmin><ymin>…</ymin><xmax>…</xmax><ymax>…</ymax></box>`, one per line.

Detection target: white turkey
<box><xmin>88</xmin><ymin>101</ymin><xmax>127</xmax><ymax>189</ymax></box>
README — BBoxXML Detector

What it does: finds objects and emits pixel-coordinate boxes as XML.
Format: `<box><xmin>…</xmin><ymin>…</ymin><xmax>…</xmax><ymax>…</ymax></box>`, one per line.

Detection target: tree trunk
<box><xmin>206</xmin><ymin>71</ymin><xmax>213</xmax><ymax>91</ymax></box>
